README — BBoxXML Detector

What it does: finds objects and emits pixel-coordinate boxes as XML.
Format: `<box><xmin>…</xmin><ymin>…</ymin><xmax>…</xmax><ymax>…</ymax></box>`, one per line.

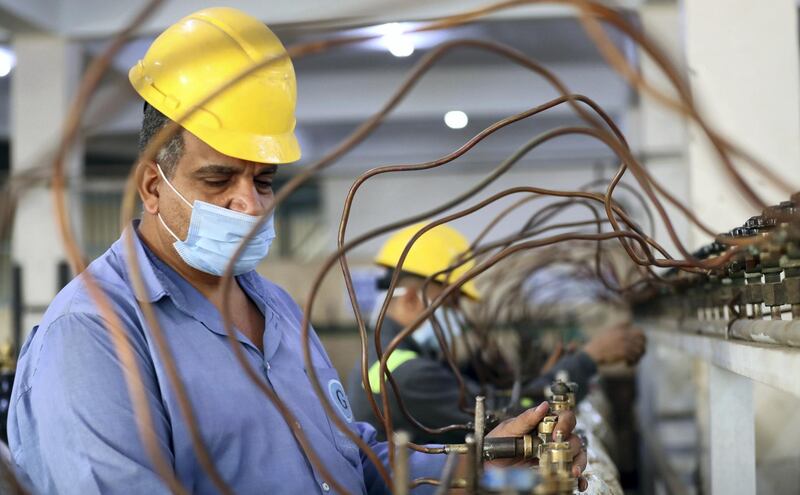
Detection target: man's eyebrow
<box><xmin>193</xmin><ymin>164</ymin><xmax>240</xmax><ymax>176</ymax></box>
<box><xmin>192</xmin><ymin>164</ymin><xmax>278</xmax><ymax>176</ymax></box>
<box><xmin>255</xmin><ymin>165</ymin><xmax>278</xmax><ymax>175</ymax></box>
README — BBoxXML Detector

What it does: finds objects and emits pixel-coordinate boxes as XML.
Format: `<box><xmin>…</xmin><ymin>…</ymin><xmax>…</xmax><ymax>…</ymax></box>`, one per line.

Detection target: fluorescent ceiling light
<box><xmin>379</xmin><ymin>23</ymin><xmax>415</xmax><ymax>58</ymax></box>
<box><xmin>0</xmin><ymin>47</ymin><xmax>16</xmax><ymax>77</ymax></box>
<box><xmin>444</xmin><ymin>110</ymin><xmax>468</xmax><ymax>129</ymax></box>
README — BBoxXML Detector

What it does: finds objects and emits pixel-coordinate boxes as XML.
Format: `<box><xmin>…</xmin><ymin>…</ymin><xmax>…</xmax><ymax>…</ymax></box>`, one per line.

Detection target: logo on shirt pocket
<box><xmin>327</xmin><ymin>378</ymin><xmax>354</xmax><ymax>423</ymax></box>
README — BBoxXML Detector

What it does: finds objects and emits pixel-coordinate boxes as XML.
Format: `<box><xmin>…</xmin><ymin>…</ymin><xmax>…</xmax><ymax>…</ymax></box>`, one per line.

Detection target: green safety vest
<box><xmin>365</xmin><ymin>349</ymin><xmax>418</xmax><ymax>394</ymax></box>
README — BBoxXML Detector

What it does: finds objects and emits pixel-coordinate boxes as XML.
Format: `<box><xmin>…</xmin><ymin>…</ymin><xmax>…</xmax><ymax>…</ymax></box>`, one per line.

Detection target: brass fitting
<box><xmin>535</xmin><ymin>431</ymin><xmax>577</xmax><ymax>495</ymax></box>
<box><xmin>548</xmin><ymin>381</ymin><xmax>572</xmax><ymax>412</ymax></box>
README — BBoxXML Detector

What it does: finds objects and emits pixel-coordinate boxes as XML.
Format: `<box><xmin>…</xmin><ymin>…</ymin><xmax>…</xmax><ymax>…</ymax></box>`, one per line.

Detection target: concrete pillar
<box><xmin>683</xmin><ymin>0</ymin><xmax>800</xmax><ymax>243</ymax></box>
<box><xmin>708</xmin><ymin>364</ymin><xmax>756</xmax><ymax>495</ymax></box>
<box><xmin>753</xmin><ymin>383</ymin><xmax>800</xmax><ymax>494</ymax></box>
<box><xmin>10</xmin><ymin>35</ymin><xmax>83</xmax><ymax>345</ymax></box>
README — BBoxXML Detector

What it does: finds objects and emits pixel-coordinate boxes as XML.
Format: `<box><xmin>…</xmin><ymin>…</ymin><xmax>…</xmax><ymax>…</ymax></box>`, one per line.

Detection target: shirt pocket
<box><xmin>312</xmin><ymin>366</ymin><xmax>362</xmax><ymax>470</ymax></box>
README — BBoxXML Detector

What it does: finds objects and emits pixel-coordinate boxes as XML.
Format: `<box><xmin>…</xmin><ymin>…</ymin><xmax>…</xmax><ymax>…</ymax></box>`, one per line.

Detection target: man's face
<box><xmin>409</xmin><ymin>281</ymin><xmax>461</xmax><ymax>318</ymax></box>
<box><xmin>158</xmin><ymin>131</ymin><xmax>278</xmax><ymax>241</ymax></box>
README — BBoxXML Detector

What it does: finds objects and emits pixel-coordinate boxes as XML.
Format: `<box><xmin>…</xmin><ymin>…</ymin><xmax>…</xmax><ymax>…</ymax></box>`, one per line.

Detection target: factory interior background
<box><xmin>0</xmin><ymin>1</ymin><xmax>798</xmax><ymax>494</ymax></box>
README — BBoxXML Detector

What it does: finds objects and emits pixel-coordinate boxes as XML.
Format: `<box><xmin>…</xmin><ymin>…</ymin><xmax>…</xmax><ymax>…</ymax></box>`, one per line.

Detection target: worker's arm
<box><xmin>582</xmin><ymin>323</ymin><xmax>646</xmax><ymax>367</ymax></box>
<box><xmin>381</xmin><ymin>357</ymin><xmax>478</xmax><ymax>442</ymax></box>
<box><xmin>9</xmin><ymin>312</ymin><xmax>173</xmax><ymax>495</ymax></box>
<box><xmin>518</xmin><ymin>323</ymin><xmax>647</xmax><ymax>406</ymax></box>
<box><xmin>518</xmin><ymin>350</ymin><xmax>598</xmax><ymax>405</ymax></box>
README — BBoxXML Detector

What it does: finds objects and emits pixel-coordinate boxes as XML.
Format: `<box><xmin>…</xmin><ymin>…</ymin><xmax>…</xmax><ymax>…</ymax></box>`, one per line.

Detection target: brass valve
<box><xmin>548</xmin><ymin>381</ymin><xmax>572</xmax><ymax>412</ymax></box>
<box><xmin>535</xmin><ymin>430</ymin><xmax>577</xmax><ymax>495</ymax></box>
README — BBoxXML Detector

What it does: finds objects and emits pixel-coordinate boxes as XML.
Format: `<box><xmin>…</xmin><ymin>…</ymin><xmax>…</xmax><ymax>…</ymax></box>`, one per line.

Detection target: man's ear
<box><xmin>138</xmin><ymin>160</ymin><xmax>160</xmax><ymax>214</ymax></box>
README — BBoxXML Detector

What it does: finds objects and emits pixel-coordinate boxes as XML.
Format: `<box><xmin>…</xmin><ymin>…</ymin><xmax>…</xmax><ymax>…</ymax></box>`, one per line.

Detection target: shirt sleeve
<box><xmin>354</xmin><ymin>420</ymin><xmax>447</xmax><ymax>495</ymax></box>
<box><xmin>10</xmin><ymin>312</ymin><xmax>174</xmax><ymax>495</ymax></box>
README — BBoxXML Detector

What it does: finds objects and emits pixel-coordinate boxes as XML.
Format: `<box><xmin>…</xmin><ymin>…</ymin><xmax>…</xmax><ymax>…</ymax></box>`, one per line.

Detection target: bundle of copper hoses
<box><xmin>0</xmin><ymin>1</ymin><xmax>796</xmax><ymax>494</ymax></box>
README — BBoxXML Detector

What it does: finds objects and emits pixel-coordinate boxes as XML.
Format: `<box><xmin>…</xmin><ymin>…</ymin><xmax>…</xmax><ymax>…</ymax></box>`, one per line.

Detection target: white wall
<box><xmin>322</xmin><ymin>161</ymin><xmax>650</xmax><ymax>259</ymax></box>
<box><xmin>684</xmin><ymin>0</ymin><xmax>800</xmax><ymax>241</ymax></box>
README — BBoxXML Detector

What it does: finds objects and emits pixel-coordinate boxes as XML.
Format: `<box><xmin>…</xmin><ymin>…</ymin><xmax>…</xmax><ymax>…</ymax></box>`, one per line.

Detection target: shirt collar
<box><xmin>114</xmin><ymin>220</ymin><xmax>168</xmax><ymax>303</ymax></box>
<box><xmin>114</xmin><ymin>220</ymin><xmax>279</xmax><ymax>358</ymax></box>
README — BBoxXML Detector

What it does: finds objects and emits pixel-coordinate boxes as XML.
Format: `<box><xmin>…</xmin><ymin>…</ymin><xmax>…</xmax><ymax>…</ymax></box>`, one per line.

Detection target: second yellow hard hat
<box><xmin>375</xmin><ymin>223</ymin><xmax>481</xmax><ymax>300</ymax></box>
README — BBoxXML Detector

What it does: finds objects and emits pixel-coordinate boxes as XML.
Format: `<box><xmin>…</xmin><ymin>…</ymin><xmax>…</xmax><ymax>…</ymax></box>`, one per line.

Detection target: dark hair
<box><xmin>376</xmin><ymin>268</ymin><xmax>426</xmax><ymax>290</ymax></box>
<box><xmin>138</xmin><ymin>102</ymin><xmax>184</xmax><ymax>177</ymax></box>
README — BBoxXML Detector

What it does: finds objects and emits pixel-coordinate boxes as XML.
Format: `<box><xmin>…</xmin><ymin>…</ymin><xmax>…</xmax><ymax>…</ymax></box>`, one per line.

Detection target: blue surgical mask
<box><xmin>156</xmin><ymin>164</ymin><xmax>276</xmax><ymax>276</ymax></box>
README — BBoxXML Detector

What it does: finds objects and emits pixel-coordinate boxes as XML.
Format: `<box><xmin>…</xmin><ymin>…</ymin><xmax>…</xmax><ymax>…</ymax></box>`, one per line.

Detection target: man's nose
<box><xmin>228</xmin><ymin>179</ymin><xmax>266</xmax><ymax>216</ymax></box>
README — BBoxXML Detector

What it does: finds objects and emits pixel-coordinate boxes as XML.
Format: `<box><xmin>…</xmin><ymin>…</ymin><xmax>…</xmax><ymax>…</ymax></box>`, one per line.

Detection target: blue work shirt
<box><xmin>8</xmin><ymin>222</ymin><xmax>445</xmax><ymax>494</ymax></box>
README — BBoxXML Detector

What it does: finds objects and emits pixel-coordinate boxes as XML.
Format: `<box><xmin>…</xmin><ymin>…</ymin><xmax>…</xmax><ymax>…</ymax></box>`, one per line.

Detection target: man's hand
<box><xmin>486</xmin><ymin>401</ymin><xmax>588</xmax><ymax>491</ymax></box>
<box><xmin>582</xmin><ymin>322</ymin><xmax>646</xmax><ymax>366</ymax></box>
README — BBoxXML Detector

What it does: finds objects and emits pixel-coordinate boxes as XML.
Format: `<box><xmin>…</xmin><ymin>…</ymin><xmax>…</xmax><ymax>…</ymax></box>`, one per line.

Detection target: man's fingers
<box><xmin>552</xmin><ymin>409</ymin><xmax>576</xmax><ymax>438</ymax></box>
<box><xmin>569</xmin><ymin>437</ymin><xmax>588</xmax><ymax>491</ymax></box>
<box><xmin>488</xmin><ymin>401</ymin><xmax>549</xmax><ymax>437</ymax></box>
<box><xmin>572</xmin><ymin>446</ymin><xmax>588</xmax><ymax>476</ymax></box>
<box><xmin>568</xmin><ymin>435</ymin><xmax>581</xmax><ymax>455</ymax></box>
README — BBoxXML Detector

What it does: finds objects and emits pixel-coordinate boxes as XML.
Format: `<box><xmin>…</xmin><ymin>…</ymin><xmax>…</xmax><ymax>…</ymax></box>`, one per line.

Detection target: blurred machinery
<box><xmin>636</xmin><ymin>193</ymin><xmax>800</xmax><ymax>340</ymax></box>
<box><xmin>634</xmin><ymin>193</ymin><xmax>800</xmax><ymax>494</ymax></box>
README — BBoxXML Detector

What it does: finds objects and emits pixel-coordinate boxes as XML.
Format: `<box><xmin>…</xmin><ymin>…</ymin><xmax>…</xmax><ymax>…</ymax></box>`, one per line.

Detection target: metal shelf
<box><xmin>644</xmin><ymin>323</ymin><xmax>800</xmax><ymax>397</ymax></box>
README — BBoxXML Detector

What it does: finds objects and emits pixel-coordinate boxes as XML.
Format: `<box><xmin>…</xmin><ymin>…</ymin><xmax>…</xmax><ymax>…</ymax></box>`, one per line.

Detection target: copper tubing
<box><xmin>29</xmin><ymin>1</ymin><xmax>799</xmax><ymax>493</ymax></box>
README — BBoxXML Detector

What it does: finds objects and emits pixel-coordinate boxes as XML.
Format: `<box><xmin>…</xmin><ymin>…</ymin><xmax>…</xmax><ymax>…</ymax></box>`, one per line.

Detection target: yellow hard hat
<box><xmin>129</xmin><ymin>7</ymin><xmax>300</xmax><ymax>164</ymax></box>
<box><xmin>375</xmin><ymin>223</ymin><xmax>481</xmax><ymax>300</ymax></box>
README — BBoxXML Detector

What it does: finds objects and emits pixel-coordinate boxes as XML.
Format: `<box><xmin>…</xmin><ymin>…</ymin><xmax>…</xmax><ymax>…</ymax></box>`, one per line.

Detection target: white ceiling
<box><xmin>0</xmin><ymin>0</ymin><xmax>646</xmax><ymax>176</ymax></box>
<box><xmin>0</xmin><ymin>0</ymin><xmax>647</xmax><ymax>39</ymax></box>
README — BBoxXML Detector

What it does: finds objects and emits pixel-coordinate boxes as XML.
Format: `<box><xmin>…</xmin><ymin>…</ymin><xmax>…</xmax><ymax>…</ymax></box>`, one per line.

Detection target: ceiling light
<box><xmin>444</xmin><ymin>110</ymin><xmax>468</xmax><ymax>129</ymax></box>
<box><xmin>0</xmin><ymin>48</ymin><xmax>16</xmax><ymax>77</ymax></box>
<box><xmin>380</xmin><ymin>23</ymin><xmax>415</xmax><ymax>58</ymax></box>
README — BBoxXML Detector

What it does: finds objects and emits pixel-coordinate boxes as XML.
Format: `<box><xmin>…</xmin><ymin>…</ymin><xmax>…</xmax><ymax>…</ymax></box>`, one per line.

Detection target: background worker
<box><xmin>347</xmin><ymin>223</ymin><xmax>646</xmax><ymax>444</ymax></box>
<box><xmin>7</xmin><ymin>8</ymin><xmax>587</xmax><ymax>494</ymax></box>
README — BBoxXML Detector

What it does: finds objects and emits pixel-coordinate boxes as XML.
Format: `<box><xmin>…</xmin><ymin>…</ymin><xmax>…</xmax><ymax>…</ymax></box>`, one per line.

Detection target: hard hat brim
<box><xmin>189</xmin><ymin>122</ymin><xmax>302</xmax><ymax>164</ymax></box>
<box><xmin>375</xmin><ymin>262</ymin><xmax>482</xmax><ymax>301</ymax></box>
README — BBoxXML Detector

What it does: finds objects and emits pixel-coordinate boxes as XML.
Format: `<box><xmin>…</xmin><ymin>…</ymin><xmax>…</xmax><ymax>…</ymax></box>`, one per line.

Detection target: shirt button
<box><xmin>321</xmin><ymin>482</ymin><xmax>330</xmax><ymax>492</ymax></box>
<box><xmin>265</xmin><ymin>362</ymin><xmax>271</xmax><ymax>371</ymax></box>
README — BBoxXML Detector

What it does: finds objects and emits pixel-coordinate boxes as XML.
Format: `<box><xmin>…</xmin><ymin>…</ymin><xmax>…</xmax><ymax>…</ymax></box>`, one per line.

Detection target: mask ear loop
<box><xmin>157</xmin><ymin>213</ymin><xmax>182</xmax><ymax>243</ymax></box>
<box><xmin>155</xmin><ymin>163</ymin><xmax>192</xmax><ymax>242</ymax></box>
<box><xmin>156</xmin><ymin>163</ymin><xmax>193</xmax><ymax>208</ymax></box>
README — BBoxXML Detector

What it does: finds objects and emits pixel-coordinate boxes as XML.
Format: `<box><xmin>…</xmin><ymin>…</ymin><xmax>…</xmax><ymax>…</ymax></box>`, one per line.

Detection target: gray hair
<box><xmin>138</xmin><ymin>102</ymin><xmax>184</xmax><ymax>177</ymax></box>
